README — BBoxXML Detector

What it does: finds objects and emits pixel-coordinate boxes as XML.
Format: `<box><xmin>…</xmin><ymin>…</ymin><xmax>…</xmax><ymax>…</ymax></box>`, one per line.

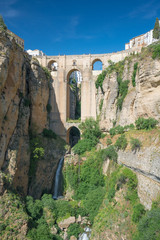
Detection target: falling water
<box><xmin>53</xmin><ymin>157</ymin><xmax>64</xmax><ymax>200</ymax></box>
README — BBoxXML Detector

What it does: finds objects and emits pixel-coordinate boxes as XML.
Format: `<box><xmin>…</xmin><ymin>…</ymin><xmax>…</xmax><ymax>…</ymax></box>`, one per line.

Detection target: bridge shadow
<box><xmin>48</xmin><ymin>80</ymin><xmax>66</xmax><ymax>139</ymax></box>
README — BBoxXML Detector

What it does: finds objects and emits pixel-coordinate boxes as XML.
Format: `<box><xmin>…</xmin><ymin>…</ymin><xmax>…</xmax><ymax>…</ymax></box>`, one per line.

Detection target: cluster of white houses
<box><xmin>125</xmin><ymin>20</ymin><xmax>160</xmax><ymax>50</ymax></box>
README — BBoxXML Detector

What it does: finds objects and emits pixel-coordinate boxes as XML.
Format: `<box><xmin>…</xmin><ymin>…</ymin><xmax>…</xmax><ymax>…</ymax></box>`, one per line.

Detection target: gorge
<box><xmin>0</xmin><ymin>23</ymin><xmax>160</xmax><ymax>240</ymax></box>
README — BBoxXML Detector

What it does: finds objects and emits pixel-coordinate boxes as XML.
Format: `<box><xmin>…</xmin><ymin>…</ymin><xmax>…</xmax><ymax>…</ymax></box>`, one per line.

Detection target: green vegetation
<box><xmin>73</xmin><ymin>118</ymin><xmax>101</xmax><ymax>154</ymax></box>
<box><xmin>151</xmin><ymin>42</ymin><xmax>160</xmax><ymax>59</ymax></box>
<box><xmin>67</xmin><ymin>223</ymin><xmax>82</xmax><ymax>239</ymax></box>
<box><xmin>135</xmin><ymin>117</ymin><xmax>158</xmax><ymax>130</ymax></box>
<box><xmin>73</xmin><ymin>138</ymin><xmax>96</xmax><ymax>155</ymax></box>
<box><xmin>95</xmin><ymin>70</ymin><xmax>107</xmax><ymax>92</ymax></box>
<box><xmin>117</xmin><ymin>78</ymin><xmax>129</xmax><ymax>111</ymax></box>
<box><xmin>102</xmin><ymin>145</ymin><xmax>118</xmax><ymax>162</ymax></box>
<box><xmin>46</xmin><ymin>103</ymin><xmax>52</xmax><ymax>113</ymax></box>
<box><xmin>132</xmin><ymin>204</ymin><xmax>146</xmax><ymax>223</ymax></box>
<box><xmin>132</xmin><ymin>62</ymin><xmax>138</xmax><ymax>87</ymax></box>
<box><xmin>91</xmin><ymin>166</ymin><xmax>140</xmax><ymax>239</ymax></box>
<box><xmin>42</xmin><ymin>66</ymin><xmax>52</xmax><ymax>80</ymax></box>
<box><xmin>42</xmin><ymin>128</ymin><xmax>57</xmax><ymax>139</ymax></box>
<box><xmin>106</xmin><ymin>138</ymin><xmax>112</xmax><ymax>145</ymax></box>
<box><xmin>133</xmin><ymin>200</ymin><xmax>160</xmax><ymax>240</ymax></box>
<box><xmin>26</xmin><ymin>194</ymin><xmax>85</xmax><ymax>240</ymax></box>
<box><xmin>114</xmin><ymin>134</ymin><xmax>128</xmax><ymax>150</ymax></box>
<box><xmin>67</xmin><ymin>118</ymin><xmax>81</xmax><ymax>123</ymax></box>
<box><xmin>130</xmin><ymin>138</ymin><xmax>142</xmax><ymax>151</ymax></box>
<box><xmin>109</xmin><ymin>124</ymin><xmax>134</xmax><ymax>137</ymax></box>
<box><xmin>0</xmin><ymin>191</ymin><xmax>28</xmax><ymax>240</ymax></box>
<box><xmin>29</xmin><ymin>136</ymin><xmax>45</xmax><ymax>177</ymax></box>
<box><xmin>64</xmin><ymin>146</ymin><xmax>117</xmax><ymax>223</ymax></box>
<box><xmin>0</xmin><ymin>15</ymin><xmax>7</xmax><ymax>31</ymax></box>
<box><xmin>95</xmin><ymin>60</ymin><xmax>129</xmax><ymax>110</ymax></box>
<box><xmin>95</xmin><ymin>60</ymin><xmax>125</xmax><ymax>92</ymax></box>
<box><xmin>153</xmin><ymin>17</ymin><xmax>160</xmax><ymax>39</ymax></box>
<box><xmin>109</xmin><ymin>125</ymin><xmax>125</xmax><ymax>136</ymax></box>
<box><xmin>99</xmin><ymin>99</ymin><xmax>104</xmax><ymax>112</ymax></box>
<box><xmin>141</xmin><ymin>40</ymin><xmax>160</xmax><ymax>60</ymax></box>
<box><xmin>24</xmin><ymin>97</ymin><xmax>31</xmax><ymax>107</ymax></box>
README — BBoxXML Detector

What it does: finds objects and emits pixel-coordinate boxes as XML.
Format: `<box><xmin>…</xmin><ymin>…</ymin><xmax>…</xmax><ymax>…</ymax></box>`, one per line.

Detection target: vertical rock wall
<box><xmin>0</xmin><ymin>30</ymin><xmax>65</xmax><ymax>197</ymax></box>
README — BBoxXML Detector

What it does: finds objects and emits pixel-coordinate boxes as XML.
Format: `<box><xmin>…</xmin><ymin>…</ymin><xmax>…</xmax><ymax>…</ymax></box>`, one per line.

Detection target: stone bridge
<box><xmin>36</xmin><ymin>48</ymin><xmax>140</xmax><ymax>143</ymax></box>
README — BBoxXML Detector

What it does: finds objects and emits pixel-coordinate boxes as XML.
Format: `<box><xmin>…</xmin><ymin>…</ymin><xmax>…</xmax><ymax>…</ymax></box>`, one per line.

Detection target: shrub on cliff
<box><xmin>132</xmin><ymin>62</ymin><xmax>138</xmax><ymax>87</ymax></box>
<box><xmin>42</xmin><ymin>128</ymin><xmax>57</xmax><ymax>139</ymax></box>
<box><xmin>67</xmin><ymin>223</ymin><xmax>82</xmax><ymax>239</ymax></box>
<box><xmin>73</xmin><ymin>150</ymin><xmax>105</xmax><ymax>200</ymax></box>
<box><xmin>80</xmin><ymin>118</ymin><xmax>101</xmax><ymax>141</ymax></box>
<box><xmin>134</xmin><ymin>208</ymin><xmax>160</xmax><ymax>240</ymax></box>
<box><xmin>0</xmin><ymin>15</ymin><xmax>7</xmax><ymax>31</ymax></box>
<box><xmin>117</xmin><ymin>78</ymin><xmax>130</xmax><ymax>111</ymax></box>
<box><xmin>130</xmin><ymin>138</ymin><xmax>142</xmax><ymax>151</ymax></box>
<box><xmin>102</xmin><ymin>145</ymin><xmax>118</xmax><ymax>162</ymax></box>
<box><xmin>95</xmin><ymin>70</ymin><xmax>107</xmax><ymax>92</ymax></box>
<box><xmin>135</xmin><ymin>117</ymin><xmax>158</xmax><ymax>130</ymax></box>
<box><xmin>73</xmin><ymin>118</ymin><xmax>101</xmax><ymax>154</ymax></box>
<box><xmin>83</xmin><ymin>187</ymin><xmax>105</xmax><ymax>223</ymax></box>
<box><xmin>109</xmin><ymin>125</ymin><xmax>125</xmax><ymax>137</ymax></box>
<box><xmin>73</xmin><ymin>138</ymin><xmax>96</xmax><ymax>155</ymax></box>
<box><xmin>95</xmin><ymin>60</ymin><xmax>125</xmax><ymax>92</ymax></box>
<box><xmin>151</xmin><ymin>42</ymin><xmax>160</xmax><ymax>59</ymax></box>
<box><xmin>26</xmin><ymin>196</ymin><xmax>43</xmax><ymax>220</ymax></box>
<box><xmin>114</xmin><ymin>134</ymin><xmax>128</xmax><ymax>150</ymax></box>
<box><xmin>132</xmin><ymin>203</ymin><xmax>146</xmax><ymax>223</ymax></box>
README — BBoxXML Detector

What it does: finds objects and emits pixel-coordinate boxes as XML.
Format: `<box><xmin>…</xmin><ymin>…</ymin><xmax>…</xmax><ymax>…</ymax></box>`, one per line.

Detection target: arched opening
<box><xmin>92</xmin><ymin>59</ymin><xmax>103</xmax><ymax>70</ymax></box>
<box><xmin>48</xmin><ymin>60</ymin><xmax>58</xmax><ymax>71</ymax></box>
<box><xmin>67</xmin><ymin>69</ymin><xmax>82</xmax><ymax>121</ymax></box>
<box><xmin>67</xmin><ymin>127</ymin><xmax>80</xmax><ymax>147</ymax></box>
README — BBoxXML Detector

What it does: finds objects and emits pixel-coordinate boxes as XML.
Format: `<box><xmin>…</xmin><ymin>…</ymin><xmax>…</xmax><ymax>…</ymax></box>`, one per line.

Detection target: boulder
<box><xmin>58</xmin><ymin>216</ymin><xmax>76</xmax><ymax>230</ymax></box>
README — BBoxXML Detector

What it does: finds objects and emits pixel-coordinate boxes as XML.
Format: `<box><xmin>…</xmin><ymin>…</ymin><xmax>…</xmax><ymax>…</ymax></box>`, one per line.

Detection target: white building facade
<box><xmin>125</xmin><ymin>20</ymin><xmax>160</xmax><ymax>50</ymax></box>
<box><xmin>26</xmin><ymin>49</ymin><xmax>45</xmax><ymax>56</ymax></box>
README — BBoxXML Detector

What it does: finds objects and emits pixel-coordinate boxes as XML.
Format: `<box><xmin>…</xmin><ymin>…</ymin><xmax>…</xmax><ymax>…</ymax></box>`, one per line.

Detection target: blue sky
<box><xmin>1</xmin><ymin>0</ymin><xmax>160</xmax><ymax>55</ymax></box>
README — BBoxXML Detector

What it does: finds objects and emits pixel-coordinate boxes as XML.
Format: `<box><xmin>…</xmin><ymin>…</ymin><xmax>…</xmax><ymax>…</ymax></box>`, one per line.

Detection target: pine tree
<box><xmin>153</xmin><ymin>17</ymin><xmax>160</xmax><ymax>39</ymax></box>
<box><xmin>0</xmin><ymin>15</ymin><xmax>7</xmax><ymax>31</ymax></box>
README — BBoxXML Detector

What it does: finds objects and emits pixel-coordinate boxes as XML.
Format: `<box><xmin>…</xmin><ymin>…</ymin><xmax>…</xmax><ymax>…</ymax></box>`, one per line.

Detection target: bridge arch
<box><xmin>48</xmin><ymin>60</ymin><xmax>58</xmax><ymax>71</ymax></box>
<box><xmin>66</xmin><ymin>68</ymin><xmax>83</xmax><ymax>82</ymax></box>
<box><xmin>92</xmin><ymin>59</ymin><xmax>103</xmax><ymax>70</ymax></box>
<box><xmin>66</xmin><ymin>126</ymin><xmax>80</xmax><ymax>147</ymax></box>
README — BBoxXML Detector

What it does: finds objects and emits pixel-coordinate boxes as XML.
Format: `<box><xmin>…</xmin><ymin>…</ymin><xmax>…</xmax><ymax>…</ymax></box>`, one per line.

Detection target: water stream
<box><xmin>79</xmin><ymin>227</ymin><xmax>91</xmax><ymax>240</ymax></box>
<box><xmin>53</xmin><ymin>157</ymin><xmax>64</xmax><ymax>199</ymax></box>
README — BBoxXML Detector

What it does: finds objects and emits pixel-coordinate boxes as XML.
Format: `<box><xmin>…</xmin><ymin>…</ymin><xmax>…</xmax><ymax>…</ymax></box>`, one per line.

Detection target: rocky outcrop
<box><xmin>58</xmin><ymin>216</ymin><xmax>76</xmax><ymax>230</ymax></box>
<box><xmin>118</xmin><ymin>146</ymin><xmax>160</xmax><ymax>209</ymax></box>
<box><xmin>96</xmin><ymin>53</ymin><xmax>160</xmax><ymax>209</ymax></box>
<box><xmin>0</xmin><ymin>30</ymin><xmax>65</xmax><ymax>197</ymax></box>
<box><xmin>98</xmin><ymin>56</ymin><xmax>160</xmax><ymax>130</ymax></box>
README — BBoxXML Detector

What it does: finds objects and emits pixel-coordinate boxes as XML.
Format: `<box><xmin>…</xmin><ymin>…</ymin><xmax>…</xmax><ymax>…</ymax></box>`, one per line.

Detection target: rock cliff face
<box><xmin>97</xmin><ymin>55</ymin><xmax>160</xmax><ymax>130</ymax></box>
<box><xmin>96</xmin><ymin>53</ymin><xmax>160</xmax><ymax>209</ymax></box>
<box><xmin>0</xmin><ymin>30</ymin><xmax>65</xmax><ymax>197</ymax></box>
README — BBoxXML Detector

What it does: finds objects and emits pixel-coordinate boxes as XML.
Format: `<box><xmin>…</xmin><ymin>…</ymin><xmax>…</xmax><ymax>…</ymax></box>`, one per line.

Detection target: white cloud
<box><xmin>52</xmin><ymin>15</ymin><xmax>95</xmax><ymax>42</ymax></box>
<box><xmin>0</xmin><ymin>0</ymin><xmax>19</xmax><ymax>18</ymax></box>
<box><xmin>128</xmin><ymin>0</ymin><xmax>160</xmax><ymax>19</ymax></box>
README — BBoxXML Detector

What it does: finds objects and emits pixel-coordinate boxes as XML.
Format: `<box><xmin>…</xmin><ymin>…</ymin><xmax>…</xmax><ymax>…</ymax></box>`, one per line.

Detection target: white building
<box><xmin>70</xmin><ymin>71</ymin><xmax>82</xmax><ymax>84</ymax></box>
<box><xmin>125</xmin><ymin>20</ymin><xmax>160</xmax><ymax>50</ymax></box>
<box><xmin>26</xmin><ymin>49</ymin><xmax>45</xmax><ymax>56</ymax></box>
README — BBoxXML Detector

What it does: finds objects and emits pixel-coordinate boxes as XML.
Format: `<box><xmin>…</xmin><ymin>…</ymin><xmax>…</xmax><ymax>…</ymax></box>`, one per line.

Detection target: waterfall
<box><xmin>53</xmin><ymin>157</ymin><xmax>64</xmax><ymax>200</ymax></box>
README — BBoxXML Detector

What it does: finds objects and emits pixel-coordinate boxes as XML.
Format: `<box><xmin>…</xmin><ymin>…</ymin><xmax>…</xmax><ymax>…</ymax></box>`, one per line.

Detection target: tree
<box><xmin>0</xmin><ymin>15</ymin><xmax>7</xmax><ymax>30</ymax></box>
<box><xmin>153</xmin><ymin>17</ymin><xmax>160</xmax><ymax>39</ymax></box>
